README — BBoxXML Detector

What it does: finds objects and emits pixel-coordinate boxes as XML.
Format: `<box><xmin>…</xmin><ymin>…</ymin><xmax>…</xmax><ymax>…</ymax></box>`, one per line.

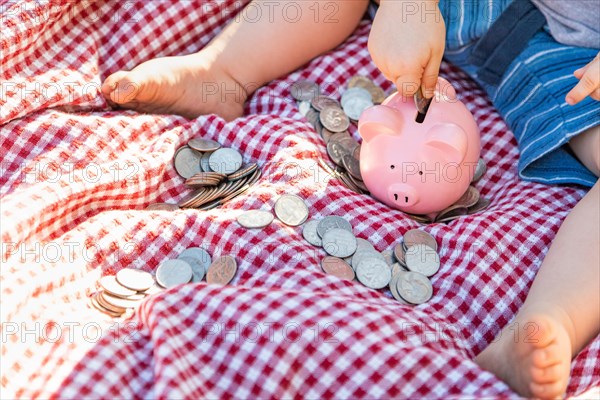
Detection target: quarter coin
<box><xmin>302</xmin><ymin>219</ymin><xmax>322</xmax><ymax>247</ymax></box>
<box><xmin>356</xmin><ymin>257</ymin><xmax>392</xmax><ymax>289</ymax></box>
<box><xmin>396</xmin><ymin>271</ymin><xmax>433</xmax><ymax>304</ymax></box>
<box><xmin>274</xmin><ymin>194</ymin><xmax>309</xmax><ymax>226</ymax></box>
<box><xmin>209</xmin><ymin>148</ymin><xmax>243</xmax><ymax>175</ymax></box>
<box><xmin>116</xmin><ymin>268</ymin><xmax>155</xmax><ymax>291</ymax></box>
<box><xmin>403</xmin><ymin>229</ymin><xmax>438</xmax><ymax>251</ymax></box>
<box><xmin>174</xmin><ymin>146</ymin><xmax>203</xmax><ymax>179</ymax></box>
<box><xmin>316</xmin><ymin>216</ymin><xmax>352</xmax><ymax>238</ymax></box>
<box><xmin>404</xmin><ymin>244</ymin><xmax>440</xmax><ymax>277</ymax></box>
<box><xmin>320</xmin><ymin>106</ymin><xmax>350</xmax><ymax>133</ymax></box>
<box><xmin>99</xmin><ymin>275</ymin><xmax>137</xmax><ymax>298</ymax></box>
<box><xmin>291</xmin><ymin>80</ymin><xmax>320</xmax><ymax>101</ymax></box>
<box><xmin>322</xmin><ymin>228</ymin><xmax>357</xmax><ymax>258</ymax></box>
<box><xmin>237</xmin><ymin>210</ymin><xmax>274</xmax><ymax>229</ymax></box>
<box><xmin>156</xmin><ymin>259</ymin><xmax>193</xmax><ymax>288</ymax></box>
<box><xmin>178</xmin><ymin>247</ymin><xmax>212</xmax><ymax>275</ymax></box>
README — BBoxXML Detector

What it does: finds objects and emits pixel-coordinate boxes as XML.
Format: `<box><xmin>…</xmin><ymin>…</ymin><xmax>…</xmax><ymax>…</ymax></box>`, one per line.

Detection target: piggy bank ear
<box><xmin>358</xmin><ymin>105</ymin><xmax>403</xmax><ymax>143</ymax></box>
<box><xmin>424</xmin><ymin>123</ymin><xmax>468</xmax><ymax>164</ymax></box>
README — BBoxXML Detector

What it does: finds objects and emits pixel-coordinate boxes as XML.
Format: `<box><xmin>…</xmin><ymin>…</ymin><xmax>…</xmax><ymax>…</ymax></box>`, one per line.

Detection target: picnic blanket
<box><xmin>1</xmin><ymin>1</ymin><xmax>599</xmax><ymax>398</ymax></box>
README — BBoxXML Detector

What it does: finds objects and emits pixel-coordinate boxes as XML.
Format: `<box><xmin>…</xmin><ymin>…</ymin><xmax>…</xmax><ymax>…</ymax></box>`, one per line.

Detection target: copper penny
<box><xmin>321</xmin><ymin>256</ymin><xmax>355</xmax><ymax>280</ymax></box>
<box><xmin>188</xmin><ymin>138</ymin><xmax>221</xmax><ymax>152</ymax></box>
<box><xmin>206</xmin><ymin>255</ymin><xmax>237</xmax><ymax>285</ymax></box>
<box><xmin>146</xmin><ymin>203</ymin><xmax>180</xmax><ymax>211</ymax></box>
<box><xmin>403</xmin><ymin>229</ymin><xmax>438</xmax><ymax>251</ymax></box>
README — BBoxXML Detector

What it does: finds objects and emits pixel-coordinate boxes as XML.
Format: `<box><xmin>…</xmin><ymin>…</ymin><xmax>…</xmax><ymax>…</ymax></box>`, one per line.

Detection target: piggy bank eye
<box><xmin>390</xmin><ymin>165</ymin><xmax>396</xmax><ymax>170</ymax></box>
<box><xmin>419</xmin><ymin>171</ymin><xmax>423</xmax><ymax>175</ymax></box>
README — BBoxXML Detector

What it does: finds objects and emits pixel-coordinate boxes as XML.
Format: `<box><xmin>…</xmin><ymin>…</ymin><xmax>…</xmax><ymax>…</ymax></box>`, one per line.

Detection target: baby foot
<box><xmin>476</xmin><ymin>314</ymin><xmax>572</xmax><ymax>399</ymax></box>
<box><xmin>101</xmin><ymin>51</ymin><xmax>247</xmax><ymax>121</ymax></box>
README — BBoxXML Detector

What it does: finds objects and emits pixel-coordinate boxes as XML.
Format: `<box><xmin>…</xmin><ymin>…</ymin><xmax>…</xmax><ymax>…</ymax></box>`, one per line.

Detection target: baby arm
<box><xmin>369</xmin><ymin>0</ymin><xmax>445</xmax><ymax>97</ymax></box>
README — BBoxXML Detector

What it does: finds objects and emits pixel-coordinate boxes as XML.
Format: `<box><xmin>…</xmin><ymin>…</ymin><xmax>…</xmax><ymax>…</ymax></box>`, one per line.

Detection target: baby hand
<box><xmin>566</xmin><ymin>52</ymin><xmax>600</xmax><ymax>105</ymax></box>
<box><xmin>368</xmin><ymin>0</ymin><xmax>445</xmax><ymax>98</ymax></box>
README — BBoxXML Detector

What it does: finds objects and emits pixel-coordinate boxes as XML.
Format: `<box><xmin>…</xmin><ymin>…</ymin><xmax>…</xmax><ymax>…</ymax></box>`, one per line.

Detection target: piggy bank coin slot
<box><xmin>414</xmin><ymin>87</ymin><xmax>432</xmax><ymax>124</ymax></box>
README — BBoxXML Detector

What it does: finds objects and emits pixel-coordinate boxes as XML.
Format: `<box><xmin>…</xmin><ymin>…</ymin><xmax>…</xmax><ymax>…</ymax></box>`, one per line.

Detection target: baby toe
<box><xmin>530</xmin><ymin>380</ymin><xmax>566</xmax><ymax>400</ymax></box>
<box><xmin>532</xmin><ymin>343</ymin><xmax>562</xmax><ymax>367</ymax></box>
<box><xmin>530</xmin><ymin>363</ymin><xmax>563</xmax><ymax>384</ymax></box>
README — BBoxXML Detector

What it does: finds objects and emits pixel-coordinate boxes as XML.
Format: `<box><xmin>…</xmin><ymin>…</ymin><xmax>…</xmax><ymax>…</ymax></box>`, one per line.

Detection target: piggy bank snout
<box><xmin>388</xmin><ymin>184</ymin><xmax>418</xmax><ymax>207</ymax></box>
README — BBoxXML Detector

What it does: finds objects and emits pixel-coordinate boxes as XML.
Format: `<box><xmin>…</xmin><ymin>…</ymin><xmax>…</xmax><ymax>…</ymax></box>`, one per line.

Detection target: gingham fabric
<box><xmin>1</xmin><ymin>1</ymin><xmax>598</xmax><ymax>398</ymax></box>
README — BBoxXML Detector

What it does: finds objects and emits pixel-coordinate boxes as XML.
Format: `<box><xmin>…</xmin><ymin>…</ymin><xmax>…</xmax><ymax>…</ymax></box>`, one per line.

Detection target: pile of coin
<box><xmin>291</xmin><ymin>77</ymin><xmax>492</xmax><ymax>224</ymax></box>
<box><xmin>300</xmin><ymin>215</ymin><xmax>440</xmax><ymax>305</ymax></box>
<box><xmin>89</xmin><ymin>248</ymin><xmax>238</xmax><ymax>317</ymax></box>
<box><xmin>146</xmin><ymin>138</ymin><xmax>262</xmax><ymax>212</ymax></box>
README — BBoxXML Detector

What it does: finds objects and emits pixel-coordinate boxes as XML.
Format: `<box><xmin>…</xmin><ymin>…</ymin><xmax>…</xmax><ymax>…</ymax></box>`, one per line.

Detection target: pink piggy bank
<box><xmin>358</xmin><ymin>78</ymin><xmax>481</xmax><ymax>215</ymax></box>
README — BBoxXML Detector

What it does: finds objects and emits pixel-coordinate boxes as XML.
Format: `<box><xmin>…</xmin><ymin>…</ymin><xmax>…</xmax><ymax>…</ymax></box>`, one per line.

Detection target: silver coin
<box><xmin>179</xmin><ymin>256</ymin><xmax>205</xmax><ymax>282</ymax></box>
<box><xmin>351</xmin><ymin>249</ymin><xmax>385</xmax><ymax>270</ymax></box>
<box><xmin>381</xmin><ymin>249</ymin><xmax>395</xmax><ymax>267</ymax></box>
<box><xmin>472</xmin><ymin>158</ymin><xmax>487</xmax><ymax>182</ymax></box>
<box><xmin>100</xmin><ymin>291</ymin><xmax>142</xmax><ymax>309</ymax></box>
<box><xmin>99</xmin><ymin>275</ymin><xmax>137</xmax><ymax>298</ymax></box>
<box><xmin>316</xmin><ymin>216</ymin><xmax>352</xmax><ymax>238</ymax></box>
<box><xmin>291</xmin><ymin>80</ymin><xmax>320</xmax><ymax>101</ymax></box>
<box><xmin>156</xmin><ymin>259</ymin><xmax>193</xmax><ymax>288</ymax></box>
<box><xmin>404</xmin><ymin>244</ymin><xmax>440</xmax><ymax>277</ymax></box>
<box><xmin>298</xmin><ymin>100</ymin><xmax>312</xmax><ymax>117</ymax></box>
<box><xmin>237</xmin><ymin>210</ymin><xmax>274</xmax><ymax>229</ymax></box>
<box><xmin>343</xmin><ymin>95</ymin><xmax>373</xmax><ymax>121</ymax></box>
<box><xmin>356</xmin><ymin>257</ymin><xmax>392</xmax><ymax>289</ymax></box>
<box><xmin>322</xmin><ymin>228</ymin><xmax>358</xmax><ymax>258</ymax></box>
<box><xmin>320</xmin><ymin>106</ymin><xmax>350</xmax><ymax>133</ymax></box>
<box><xmin>302</xmin><ymin>219</ymin><xmax>322</xmax><ymax>247</ymax></box>
<box><xmin>174</xmin><ymin>146</ymin><xmax>203</xmax><ymax>179</ymax></box>
<box><xmin>389</xmin><ymin>273</ymin><xmax>409</xmax><ymax>304</ymax></box>
<box><xmin>274</xmin><ymin>194</ymin><xmax>309</xmax><ymax>226</ymax></box>
<box><xmin>396</xmin><ymin>270</ymin><xmax>433</xmax><ymax>304</ymax></box>
<box><xmin>403</xmin><ymin>229</ymin><xmax>438</xmax><ymax>251</ymax></box>
<box><xmin>355</xmin><ymin>238</ymin><xmax>375</xmax><ymax>253</ymax></box>
<box><xmin>200</xmin><ymin>151</ymin><xmax>213</xmax><ymax>172</ymax></box>
<box><xmin>178</xmin><ymin>247</ymin><xmax>212</xmax><ymax>275</ymax></box>
<box><xmin>115</xmin><ymin>268</ymin><xmax>155</xmax><ymax>291</ymax></box>
<box><xmin>209</xmin><ymin>148</ymin><xmax>243</xmax><ymax>175</ymax></box>
<box><xmin>341</xmin><ymin>87</ymin><xmax>372</xmax><ymax>108</ymax></box>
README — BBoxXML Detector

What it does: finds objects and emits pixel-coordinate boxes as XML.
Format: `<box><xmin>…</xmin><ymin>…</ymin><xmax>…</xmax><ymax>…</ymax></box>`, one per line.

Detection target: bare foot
<box><xmin>476</xmin><ymin>313</ymin><xmax>573</xmax><ymax>399</ymax></box>
<box><xmin>101</xmin><ymin>51</ymin><xmax>247</xmax><ymax>121</ymax></box>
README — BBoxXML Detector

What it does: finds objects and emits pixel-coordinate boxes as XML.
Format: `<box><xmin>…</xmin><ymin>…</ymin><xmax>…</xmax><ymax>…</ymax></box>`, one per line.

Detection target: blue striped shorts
<box><xmin>370</xmin><ymin>0</ymin><xmax>600</xmax><ymax>187</ymax></box>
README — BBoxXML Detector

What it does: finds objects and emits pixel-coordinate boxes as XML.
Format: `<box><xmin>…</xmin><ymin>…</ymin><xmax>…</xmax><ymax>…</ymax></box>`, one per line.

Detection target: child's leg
<box><xmin>101</xmin><ymin>0</ymin><xmax>369</xmax><ymax>120</ymax></box>
<box><xmin>476</xmin><ymin>125</ymin><xmax>600</xmax><ymax>399</ymax></box>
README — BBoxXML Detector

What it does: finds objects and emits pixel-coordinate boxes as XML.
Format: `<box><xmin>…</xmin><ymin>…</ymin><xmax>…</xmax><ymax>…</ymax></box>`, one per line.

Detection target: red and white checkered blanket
<box><xmin>1</xmin><ymin>1</ymin><xmax>598</xmax><ymax>398</ymax></box>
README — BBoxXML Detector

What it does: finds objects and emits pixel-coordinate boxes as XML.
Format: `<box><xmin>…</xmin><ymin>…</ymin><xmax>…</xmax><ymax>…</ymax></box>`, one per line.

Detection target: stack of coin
<box><xmin>89</xmin><ymin>248</ymin><xmax>238</xmax><ymax>317</ymax></box>
<box><xmin>291</xmin><ymin>78</ymin><xmax>492</xmax><ymax>224</ymax></box>
<box><xmin>146</xmin><ymin>138</ymin><xmax>262</xmax><ymax>211</ymax></box>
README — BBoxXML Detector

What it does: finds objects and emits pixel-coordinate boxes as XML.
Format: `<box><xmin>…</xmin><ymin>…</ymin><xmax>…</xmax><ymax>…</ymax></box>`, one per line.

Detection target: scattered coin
<box><xmin>320</xmin><ymin>106</ymin><xmax>350</xmax><ymax>133</ymax></box>
<box><xmin>209</xmin><ymin>148</ymin><xmax>243</xmax><ymax>175</ymax></box>
<box><xmin>291</xmin><ymin>80</ymin><xmax>320</xmax><ymax>101</ymax></box>
<box><xmin>206</xmin><ymin>255</ymin><xmax>237</xmax><ymax>285</ymax></box>
<box><xmin>274</xmin><ymin>194</ymin><xmax>309</xmax><ymax>226</ymax></box>
<box><xmin>179</xmin><ymin>256</ymin><xmax>205</xmax><ymax>282</ymax></box>
<box><xmin>356</xmin><ymin>257</ymin><xmax>392</xmax><ymax>289</ymax></box>
<box><xmin>404</xmin><ymin>244</ymin><xmax>440</xmax><ymax>277</ymax></box>
<box><xmin>321</xmin><ymin>256</ymin><xmax>355</xmax><ymax>280</ymax></box>
<box><xmin>348</xmin><ymin>76</ymin><xmax>386</xmax><ymax>104</ymax></box>
<box><xmin>317</xmin><ymin>216</ymin><xmax>352</xmax><ymax>238</ymax></box>
<box><xmin>341</xmin><ymin>87</ymin><xmax>372</xmax><ymax>108</ymax></box>
<box><xmin>351</xmin><ymin>249</ymin><xmax>386</xmax><ymax>271</ymax></box>
<box><xmin>311</xmin><ymin>95</ymin><xmax>341</xmax><ymax>112</ymax></box>
<box><xmin>188</xmin><ymin>138</ymin><xmax>221</xmax><ymax>152</ymax></box>
<box><xmin>156</xmin><ymin>259</ymin><xmax>193</xmax><ymax>288</ymax></box>
<box><xmin>302</xmin><ymin>219</ymin><xmax>322</xmax><ymax>247</ymax></box>
<box><xmin>237</xmin><ymin>210</ymin><xmax>274</xmax><ymax>229</ymax></box>
<box><xmin>99</xmin><ymin>275</ymin><xmax>137</xmax><ymax>298</ymax></box>
<box><xmin>174</xmin><ymin>146</ymin><xmax>203</xmax><ymax>179</ymax></box>
<box><xmin>116</xmin><ymin>268</ymin><xmax>155</xmax><ymax>292</ymax></box>
<box><xmin>178</xmin><ymin>247</ymin><xmax>212</xmax><ymax>275</ymax></box>
<box><xmin>403</xmin><ymin>229</ymin><xmax>438</xmax><ymax>251</ymax></box>
<box><xmin>473</xmin><ymin>158</ymin><xmax>487</xmax><ymax>182</ymax></box>
<box><xmin>343</xmin><ymin>95</ymin><xmax>373</xmax><ymax>121</ymax></box>
<box><xmin>200</xmin><ymin>152</ymin><xmax>213</xmax><ymax>172</ymax></box>
<box><xmin>389</xmin><ymin>273</ymin><xmax>409</xmax><ymax>304</ymax></box>
<box><xmin>342</xmin><ymin>154</ymin><xmax>362</xmax><ymax>181</ymax></box>
<box><xmin>393</xmin><ymin>243</ymin><xmax>407</xmax><ymax>267</ymax></box>
<box><xmin>322</xmin><ymin>228</ymin><xmax>358</xmax><ymax>258</ymax></box>
<box><xmin>396</xmin><ymin>270</ymin><xmax>433</xmax><ymax>304</ymax></box>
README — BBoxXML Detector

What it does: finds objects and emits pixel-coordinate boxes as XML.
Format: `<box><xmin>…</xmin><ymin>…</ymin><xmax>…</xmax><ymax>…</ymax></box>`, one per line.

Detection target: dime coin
<box><xmin>320</xmin><ymin>106</ymin><xmax>350</xmax><ymax>133</ymax></box>
<box><xmin>302</xmin><ymin>219</ymin><xmax>322</xmax><ymax>247</ymax></box>
<box><xmin>174</xmin><ymin>146</ymin><xmax>203</xmax><ymax>179</ymax></box>
<box><xmin>396</xmin><ymin>270</ymin><xmax>433</xmax><ymax>304</ymax></box>
<box><xmin>178</xmin><ymin>247</ymin><xmax>212</xmax><ymax>275</ymax></box>
<box><xmin>146</xmin><ymin>203</ymin><xmax>180</xmax><ymax>211</ymax></box>
<box><xmin>156</xmin><ymin>259</ymin><xmax>193</xmax><ymax>288</ymax></box>
<box><xmin>403</xmin><ymin>229</ymin><xmax>438</xmax><ymax>251</ymax></box>
<box><xmin>116</xmin><ymin>268</ymin><xmax>155</xmax><ymax>291</ymax></box>
<box><xmin>99</xmin><ymin>275</ymin><xmax>137</xmax><ymax>298</ymax></box>
<box><xmin>356</xmin><ymin>257</ymin><xmax>392</xmax><ymax>289</ymax></box>
<box><xmin>322</xmin><ymin>228</ymin><xmax>358</xmax><ymax>258</ymax></box>
<box><xmin>209</xmin><ymin>148</ymin><xmax>243</xmax><ymax>175</ymax></box>
<box><xmin>404</xmin><ymin>244</ymin><xmax>440</xmax><ymax>277</ymax></box>
<box><xmin>206</xmin><ymin>255</ymin><xmax>237</xmax><ymax>285</ymax></box>
<box><xmin>179</xmin><ymin>256</ymin><xmax>205</xmax><ymax>282</ymax></box>
<box><xmin>316</xmin><ymin>216</ymin><xmax>352</xmax><ymax>238</ymax></box>
<box><xmin>274</xmin><ymin>194</ymin><xmax>309</xmax><ymax>226</ymax></box>
<box><xmin>291</xmin><ymin>80</ymin><xmax>320</xmax><ymax>101</ymax></box>
<box><xmin>321</xmin><ymin>256</ymin><xmax>355</xmax><ymax>280</ymax></box>
<box><xmin>237</xmin><ymin>210</ymin><xmax>274</xmax><ymax>229</ymax></box>
<box><xmin>188</xmin><ymin>138</ymin><xmax>221</xmax><ymax>152</ymax></box>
